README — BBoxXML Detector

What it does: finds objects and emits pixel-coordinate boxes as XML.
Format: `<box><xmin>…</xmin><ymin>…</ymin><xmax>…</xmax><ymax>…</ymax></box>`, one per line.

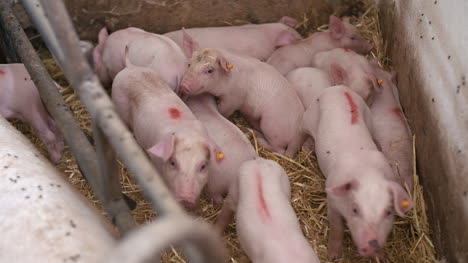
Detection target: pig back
<box><xmin>314</xmin><ymin>86</ymin><xmax>377</xmax><ymax>176</ymax></box>
<box><xmin>164</xmin><ymin>23</ymin><xmax>295</xmax><ymax>60</ymax></box>
<box><xmin>0</xmin><ymin>115</ymin><xmax>115</xmax><ymax>263</ymax></box>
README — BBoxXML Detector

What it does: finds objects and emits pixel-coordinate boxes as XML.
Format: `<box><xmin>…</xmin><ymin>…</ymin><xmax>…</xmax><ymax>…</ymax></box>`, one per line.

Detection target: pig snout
<box><xmin>173</xmin><ymin>179</ymin><xmax>203</xmax><ymax>210</ymax></box>
<box><xmin>179</xmin><ymin>76</ymin><xmax>199</xmax><ymax>94</ymax></box>
<box><xmin>177</xmin><ymin>198</ymin><xmax>198</xmax><ymax>210</ymax></box>
<box><xmin>358</xmin><ymin>238</ymin><xmax>381</xmax><ymax>257</ymax></box>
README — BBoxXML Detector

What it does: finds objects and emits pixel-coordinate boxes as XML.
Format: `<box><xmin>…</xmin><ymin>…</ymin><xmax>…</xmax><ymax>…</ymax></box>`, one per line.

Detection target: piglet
<box><xmin>112</xmin><ymin>49</ymin><xmax>220</xmax><ymax>210</ymax></box>
<box><xmin>93</xmin><ymin>27</ymin><xmax>187</xmax><ymax>92</ymax></box>
<box><xmin>302</xmin><ymin>85</ymin><xmax>413</xmax><ymax>259</ymax></box>
<box><xmin>285</xmin><ymin>67</ymin><xmax>332</xmax><ymax>109</ymax></box>
<box><xmin>267</xmin><ymin>16</ymin><xmax>373</xmax><ymax>75</ymax></box>
<box><xmin>163</xmin><ymin>16</ymin><xmax>301</xmax><ymax>61</ymax></box>
<box><xmin>215</xmin><ymin>157</ymin><xmax>320</xmax><ymax>263</ymax></box>
<box><xmin>185</xmin><ymin>94</ymin><xmax>257</xmax><ymax>204</ymax></box>
<box><xmin>0</xmin><ymin>114</ymin><xmax>116</xmax><ymax>262</ymax></box>
<box><xmin>285</xmin><ymin>67</ymin><xmax>332</xmax><ymax>151</ymax></box>
<box><xmin>180</xmin><ymin>34</ymin><xmax>305</xmax><ymax>158</ymax></box>
<box><xmin>370</xmin><ymin>64</ymin><xmax>413</xmax><ymax>191</ymax></box>
<box><xmin>312</xmin><ymin>47</ymin><xmax>379</xmax><ymax>104</ymax></box>
<box><xmin>0</xmin><ymin>64</ymin><xmax>64</xmax><ymax>163</ymax></box>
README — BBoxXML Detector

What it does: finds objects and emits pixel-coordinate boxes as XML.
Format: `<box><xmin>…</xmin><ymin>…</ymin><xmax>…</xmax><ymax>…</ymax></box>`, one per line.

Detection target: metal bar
<box><xmin>106</xmin><ymin>217</ymin><xmax>227</xmax><ymax>263</ymax></box>
<box><xmin>93</xmin><ymin>121</ymin><xmax>136</xmax><ymax>233</ymax></box>
<box><xmin>28</xmin><ymin>0</ymin><xmax>183</xmax><ymax>217</ymax></box>
<box><xmin>23</xmin><ymin>0</ymin><xmax>227</xmax><ymax>261</ymax></box>
<box><xmin>0</xmin><ymin>1</ymin><xmax>136</xmax><ymax>232</ymax></box>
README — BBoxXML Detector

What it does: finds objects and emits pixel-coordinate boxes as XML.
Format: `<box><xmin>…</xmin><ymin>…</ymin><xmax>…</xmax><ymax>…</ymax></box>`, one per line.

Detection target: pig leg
<box><xmin>327</xmin><ymin>206</ymin><xmax>345</xmax><ymax>260</ymax></box>
<box><xmin>214</xmin><ymin>201</ymin><xmax>235</xmax><ymax>234</ymax></box>
<box><xmin>302</xmin><ymin>137</ymin><xmax>315</xmax><ymax>152</ymax></box>
<box><xmin>217</xmin><ymin>97</ymin><xmax>240</xmax><ymax>118</ymax></box>
<box><xmin>26</xmin><ymin>106</ymin><xmax>64</xmax><ymax>163</ymax></box>
<box><xmin>252</xmin><ymin>129</ymin><xmax>280</xmax><ymax>153</ymax></box>
<box><xmin>284</xmin><ymin>130</ymin><xmax>307</xmax><ymax>158</ymax></box>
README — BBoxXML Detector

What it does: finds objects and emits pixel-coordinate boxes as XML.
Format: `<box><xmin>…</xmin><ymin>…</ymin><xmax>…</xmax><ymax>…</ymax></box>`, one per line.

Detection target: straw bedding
<box><xmin>11</xmin><ymin>0</ymin><xmax>437</xmax><ymax>262</ymax></box>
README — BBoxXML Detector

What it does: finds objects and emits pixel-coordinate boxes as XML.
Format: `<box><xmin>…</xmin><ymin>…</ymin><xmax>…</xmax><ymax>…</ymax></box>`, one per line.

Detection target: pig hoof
<box><xmin>327</xmin><ymin>244</ymin><xmax>343</xmax><ymax>261</ymax></box>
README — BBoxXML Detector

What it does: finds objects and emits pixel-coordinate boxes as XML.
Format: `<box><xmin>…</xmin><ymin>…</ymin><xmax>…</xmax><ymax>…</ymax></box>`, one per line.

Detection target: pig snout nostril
<box><xmin>369</xmin><ymin>240</ymin><xmax>379</xmax><ymax>249</ymax></box>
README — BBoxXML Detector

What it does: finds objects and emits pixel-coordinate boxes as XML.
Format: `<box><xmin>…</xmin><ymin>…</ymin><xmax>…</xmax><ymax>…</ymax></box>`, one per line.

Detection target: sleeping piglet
<box><xmin>370</xmin><ymin>64</ymin><xmax>413</xmax><ymax>191</ymax></box>
<box><xmin>0</xmin><ymin>64</ymin><xmax>64</xmax><ymax>163</ymax></box>
<box><xmin>266</xmin><ymin>15</ymin><xmax>373</xmax><ymax>75</ymax></box>
<box><xmin>112</xmin><ymin>49</ymin><xmax>220</xmax><ymax>209</ymax></box>
<box><xmin>163</xmin><ymin>16</ymin><xmax>301</xmax><ymax>61</ymax></box>
<box><xmin>312</xmin><ymin>48</ymin><xmax>380</xmax><ymax>104</ymax></box>
<box><xmin>302</xmin><ymin>85</ymin><xmax>413</xmax><ymax>259</ymax></box>
<box><xmin>0</xmin><ymin>114</ymin><xmax>116</xmax><ymax>262</ymax></box>
<box><xmin>93</xmin><ymin>27</ymin><xmax>187</xmax><ymax>92</ymax></box>
<box><xmin>215</xmin><ymin>157</ymin><xmax>320</xmax><ymax>263</ymax></box>
<box><xmin>185</xmin><ymin>94</ymin><xmax>257</xmax><ymax>204</ymax></box>
<box><xmin>180</xmin><ymin>33</ymin><xmax>306</xmax><ymax>158</ymax></box>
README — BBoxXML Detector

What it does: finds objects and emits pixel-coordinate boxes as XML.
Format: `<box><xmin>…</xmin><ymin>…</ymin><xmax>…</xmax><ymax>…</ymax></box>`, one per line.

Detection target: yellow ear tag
<box><xmin>400</xmin><ymin>199</ymin><xmax>411</xmax><ymax>210</ymax></box>
<box><xmin>227</xmin><ymin>63</ymin><xmax>234</xmax><ymax>70</ymax></box>
<box><xmin>216</xmin><ymin>151</ymin><xmax>225</xmax><ymax>161</ymax></box>
<box><xmin>378</xmin><ymin>79</ymin><xmax>384</xmax><ymax>85</ymax></box>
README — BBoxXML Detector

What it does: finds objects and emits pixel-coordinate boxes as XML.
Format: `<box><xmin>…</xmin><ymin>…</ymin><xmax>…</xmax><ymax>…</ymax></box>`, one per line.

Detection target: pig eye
<box><xmin>206</xmin><ymin>68</ymin><xmax>214</xmax><ymax>74</ymax></box>
<box><xmin>385</xmin><ymin>209</ymin><xmax>393</xmax><ymax>217</ymax></box>
<box><xmin>350</xmin><ymin>36</ymin><xmax>357</xmax><ymax>40</ymax></box>
<box><xmin>199</xmin><ymin>162</ymin><xmax>207</xmax><ymax>172</ymax></box>
<box><xmin>169</xmin><ymin>158</ymin><xmax>177</xmax><ymax>168</ymax></box>
<box><xmin>352</xmin><ymin>204</ymin><xmax>359</xmax><ymax>216</ymax></box>
<box><xmin>188</xmin><ymin>63</ymin><xmax>191</xmax><ymax>67</ymax></box>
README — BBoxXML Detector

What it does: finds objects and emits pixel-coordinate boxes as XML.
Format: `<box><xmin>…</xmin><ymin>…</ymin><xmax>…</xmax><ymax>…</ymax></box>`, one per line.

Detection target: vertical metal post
<box><xmin>0</xmin><ymin>1</ymin><xmax>136</xmax><ymax>233</ymax></box>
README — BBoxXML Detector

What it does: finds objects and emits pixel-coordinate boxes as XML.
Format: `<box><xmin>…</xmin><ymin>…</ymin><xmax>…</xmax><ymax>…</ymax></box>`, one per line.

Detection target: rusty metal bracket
<box><xmin>18</xmin><ymin>0</ymin><xmax>227</xmax><ymax>262</ymax></box>
<box><xmin>0</xmin><ymin>1</ymin><xmax>136</xmax><ymax>234</ymax></box>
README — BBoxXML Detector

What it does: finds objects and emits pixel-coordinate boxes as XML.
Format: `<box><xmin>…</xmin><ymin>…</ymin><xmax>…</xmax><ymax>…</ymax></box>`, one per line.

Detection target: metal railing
<box><xmin>0</xmin><ymin>1</ymin><xmax>226</xmax><ymax>262</ymax></box>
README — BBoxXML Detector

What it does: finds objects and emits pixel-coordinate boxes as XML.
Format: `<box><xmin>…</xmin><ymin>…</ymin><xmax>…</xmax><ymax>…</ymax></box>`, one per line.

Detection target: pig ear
<box><xmin>147</xmin><ymin>135</ymin><xmax>176</xmax><ymax>161</ymax></box>
<box><xmin>279</xmin><ymin>16</ymin><xmax>298</xmax><ymax>27</ymax></box>
<box><xmin>182</xmin><ymin>28</ymin><xmax>199</xmax><ymax>58</ymax></box>
<box><xmin>206</xmin><ymin>141</ymin><xmax>223</xmax><ymax>163</ymax></box>
<box><xmin>326</xmin><ymin>179</ymin><xmax>359</xmax><ymax>197</ymax></box>
<box><xmin>275</xmin><ymin>30</ymin><xmax>299</xmax><ymax>47</ymax></box>
<box><xmin>389</xmin><ymin>182</ymin><xmax>414</xmax><ymax>217</ymax></box>
<box><xmin>98</xmin><ymin>27</ymin><xmax>109</xmax><ymax>45</ymax></box>
<box><xmin>330</xmin><ymin>63</ymin><xmax>348</xmax><ymax>85</ymax></box>
<box><xmin>329</xmin><ymin>15</ymin><xmax>345</xmax><ymax>40</ymax></box>
<box><xmin>217</xmin><ymin>54</ymin><xmax>232</xmax><ymax>73</ymax></box>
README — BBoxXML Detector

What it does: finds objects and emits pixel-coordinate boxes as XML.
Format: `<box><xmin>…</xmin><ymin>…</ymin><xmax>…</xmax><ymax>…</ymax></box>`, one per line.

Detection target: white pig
<box><xmin>312</xmin><ymin>47</ymin><xmax>380</xmax><ymax>104</ymax></box>
<box><xmin>112</xmin><ymin>51</ymin><xmax>220</xmax><ymax>209</ymax></box>
<box><xmin>285</xmin><ymin>67</ymin><xmax>332</xmax><ymax>151</ymax></box>
<box><xmin>285</xmin><ymin>67</ymin><xmax>333</xmax><ymax>109</ymax></box>
<box><xmin>215</xmin><ymin>157</ymin><xmax>320</xmax><ymax>263</ymax></box>
<box><xmin>163</xmin><ymin>16</ymin><xmax>302</xmax><ymax>61</ymax></box>
<box><xmin>0</xmin><ymin>64</ymin><xmax>64</xmax><ymax>163</ymax></box>
<box><xmin>266</xmin><ymin>16</ymin><xmax>373</xmax><ymax>75</ymax></box>
<box><xmin>302</xmin><ymin>85</ymin><xmax>413</xmax><ymax>259</ymax></box>
<box><xmin>93</xmin><ymin>27</ymin><xmax>187</xmax><ymax>92</ymax></box>
<box><xmin>0</xmin><ymin>114</ymin><xmax>116</xmax><ymax>263</ymax></box>
<box><xmin>185</xmin><ymin>94</ymin><xmax>257</xmax><ymax>204</ymax></box>
<box><xmin>180</xmin><ymin>34</ymin><xmax>305</xmax><ymax>158</ymax></box>
<box><xmin>370</xmin><ymin>65</ymin><xmax>413</xmax><ymax>191</ymax></box>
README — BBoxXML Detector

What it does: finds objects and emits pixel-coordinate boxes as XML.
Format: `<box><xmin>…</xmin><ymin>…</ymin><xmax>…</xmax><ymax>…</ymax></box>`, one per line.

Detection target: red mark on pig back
<box><xmin>256</xmin><ymin>173</ymin><xmax>272</xmax><ymax>223</ymax></box>
<box><xmin>344</xmin><ymin>92</ymin><xmax>359</xmax><ymax>124</ymax></box>
<box><xmin>343</xmin><ymin>48</ymin><xmax>351</xmax><ymax>52</ymax></box>
<box><xmin>169</xmin><ymin>107</ymin><xmax>181</xmax><ymax>119</ymax></box>
<box><xmin>0</xmin><ymin>70</ymin><xmax>4</xmax><ymax>76</ymax></box>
